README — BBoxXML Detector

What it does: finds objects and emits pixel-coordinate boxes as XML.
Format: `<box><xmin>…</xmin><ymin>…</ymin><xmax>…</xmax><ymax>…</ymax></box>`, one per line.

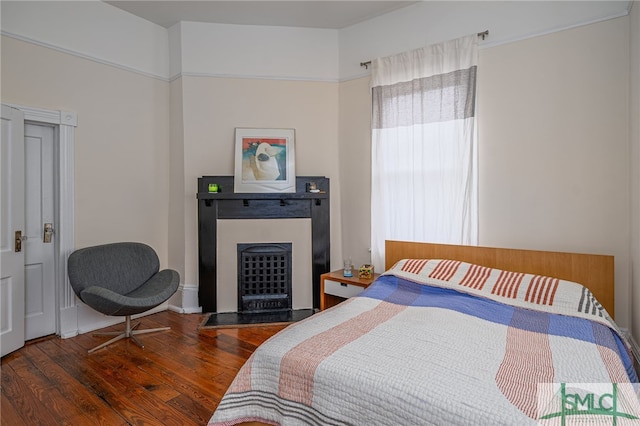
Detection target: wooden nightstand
<box><xmin>320</xmin><ymin>270</ymin><xmax>380</xmax><ymax>310</ymax></box>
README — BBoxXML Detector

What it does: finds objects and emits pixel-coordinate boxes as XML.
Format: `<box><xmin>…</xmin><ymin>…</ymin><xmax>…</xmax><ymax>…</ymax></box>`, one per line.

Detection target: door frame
<box><xmin>5</xmin><ymin>103</ymin><xmax>78</xmax><ymax>338</ymax></box>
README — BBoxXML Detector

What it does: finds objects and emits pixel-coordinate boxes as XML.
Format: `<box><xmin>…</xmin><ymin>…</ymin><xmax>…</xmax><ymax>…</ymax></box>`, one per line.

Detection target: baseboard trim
<box><xmin>169</xmin><ymin>284</ymin><xmax>201</xmax><ymax>313</ymax></box>
<box><xmin>59</xmin><ymin>305</ymin><xmax>79</xmax><ymax>338</ymax></box>
<box><xmin>168</xmin><ymin>304</ymin><xmax>202</xmax><ymax>314</ymax></box>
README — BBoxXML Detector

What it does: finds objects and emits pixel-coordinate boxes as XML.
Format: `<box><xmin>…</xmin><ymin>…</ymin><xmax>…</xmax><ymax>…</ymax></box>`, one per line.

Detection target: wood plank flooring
<box><xmin>1</xmin><ymin>311</ymin><xmax>286</xmax><ymax>425</ymax></box>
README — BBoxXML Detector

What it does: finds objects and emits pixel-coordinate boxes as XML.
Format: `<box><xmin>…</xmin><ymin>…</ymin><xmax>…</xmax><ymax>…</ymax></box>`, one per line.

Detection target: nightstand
<box><xmin>320</xmin><ymin>270</ymin><xmax>380</xmax><ymax>310</ymax></box>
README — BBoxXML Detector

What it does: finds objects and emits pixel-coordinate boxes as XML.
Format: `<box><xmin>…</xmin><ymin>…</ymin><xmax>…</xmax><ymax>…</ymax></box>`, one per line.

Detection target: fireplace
<box><xmin>237</xmin><ymin>243</ymin><xmax>292</xmax><ymax>313</ymax></box>
<box><xmin>197</xmin><ymin>176</ymin><xmax>330</xmax><ymax>313</ymax></box>
<box><xmin>216</xmin><ymin>218</ymin><xmax>312</xmax><ymax>312</ymax></box>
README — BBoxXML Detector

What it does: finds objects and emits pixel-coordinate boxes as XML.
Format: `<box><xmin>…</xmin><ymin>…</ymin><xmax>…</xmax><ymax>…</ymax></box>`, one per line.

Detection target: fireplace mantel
<box><xmin>197</xmin><ymin>176</ymin><xmax>330</xmax><ymax>312</ymax></box>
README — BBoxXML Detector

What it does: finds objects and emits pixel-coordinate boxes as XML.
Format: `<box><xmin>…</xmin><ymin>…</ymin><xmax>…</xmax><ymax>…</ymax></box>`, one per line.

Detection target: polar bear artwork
<box><xmin>251</xmin><ymin>142</ymin><xmax>282</xmax><ymax>180</ymax></box>
<box><xmin>247</xmin><ymin>141</ymin><xmax>285</xmax><ymax>181</ymax></box>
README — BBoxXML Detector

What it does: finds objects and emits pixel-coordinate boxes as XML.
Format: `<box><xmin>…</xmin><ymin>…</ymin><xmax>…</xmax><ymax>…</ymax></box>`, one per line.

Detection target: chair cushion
<box><xmin>80</xmin><ymin>269</ymin><xmax>180</xmax><ymax>316</ymax></box>
<box><xmin>68</xmin><ymin>242</ymin><xmax>160</xmax><ymax>296</ymax></box>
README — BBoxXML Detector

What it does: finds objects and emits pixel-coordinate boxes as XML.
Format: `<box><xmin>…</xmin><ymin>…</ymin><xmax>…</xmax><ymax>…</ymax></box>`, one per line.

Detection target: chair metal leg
<box><xmin>92</xmin><ymin>331</ymin><xmax>123</xmax><ymax>336</ymax></box>
<box><xmin>129</xmin><ymin>333</ymin><xmax>145</xmax><ymax>349</ymax></box>
<box><xmin>88</xmin><ymin>333</ymin><xmax>127</xmax><ymax>353</ymax></box>
<box><xmin>87</xmin><ymin>315</ymin><xmax>170</xmax><ymax>353</ymax></box>
<box><xmin>132</xmin><ymin>327</ymin><xmax>171</xmax><ymax>335</ymax></box>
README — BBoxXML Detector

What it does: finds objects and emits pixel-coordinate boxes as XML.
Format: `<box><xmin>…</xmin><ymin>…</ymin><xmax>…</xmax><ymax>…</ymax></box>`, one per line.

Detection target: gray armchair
<box><xmin>68</xmin><ymin>242</ymin><xmax>180</xmax><ymax>353</ymax></box>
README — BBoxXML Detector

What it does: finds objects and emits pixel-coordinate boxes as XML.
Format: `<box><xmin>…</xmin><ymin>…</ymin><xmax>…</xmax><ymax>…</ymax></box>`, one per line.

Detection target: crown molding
<box><xmin>1</xmin><ymin>31</ymin><xmax>170</xmax><ymax>82</ymax></box>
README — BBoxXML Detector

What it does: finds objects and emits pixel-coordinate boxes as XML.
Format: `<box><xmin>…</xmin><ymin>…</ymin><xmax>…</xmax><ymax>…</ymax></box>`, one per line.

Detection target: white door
<box><xmin>1</xmin><ymin>105</ymin><xmax>25</xmax><ymax>357</ymax></box>
<box><xmin>24</xmin><ymin>123</ymin><xmax>56</xmax><ymax>340</ymax></box>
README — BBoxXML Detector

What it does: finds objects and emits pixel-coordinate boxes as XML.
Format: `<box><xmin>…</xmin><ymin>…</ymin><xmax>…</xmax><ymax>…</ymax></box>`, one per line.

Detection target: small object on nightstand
<box><xmin>343</xmin><ymin>259</ymin><xmax>353</xmax><ymax>277</ymax></box>
<box><xmin>208</xmin><ymin>183</ymin><xmax>219</xmax><ymax>193</ymax></box>
<box><xmin>358</xmin><ymin>264</ymin><xmax>374</xmax><ymax>279</ymax></box>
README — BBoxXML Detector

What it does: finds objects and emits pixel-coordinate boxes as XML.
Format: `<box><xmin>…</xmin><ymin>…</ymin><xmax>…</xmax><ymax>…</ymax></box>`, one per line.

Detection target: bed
<box><xmin>209</xmin><ymin>241</ymin><xmax>639</xmax><ymax>425</ymax></box>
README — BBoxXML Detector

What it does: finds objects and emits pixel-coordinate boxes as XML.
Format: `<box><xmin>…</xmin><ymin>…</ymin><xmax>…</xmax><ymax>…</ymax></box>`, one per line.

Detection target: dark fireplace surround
<box><xmin>197</xmin><ymin>176</ymin><xmax>330</xmax><ymax>313</ymax></box>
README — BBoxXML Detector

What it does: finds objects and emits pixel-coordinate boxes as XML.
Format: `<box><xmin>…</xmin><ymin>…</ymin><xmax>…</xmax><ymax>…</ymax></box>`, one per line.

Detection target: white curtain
<box><xmin>370</xmin><ymin>35</ymin><xmax>479</xmax><ymax>272</ymax></box>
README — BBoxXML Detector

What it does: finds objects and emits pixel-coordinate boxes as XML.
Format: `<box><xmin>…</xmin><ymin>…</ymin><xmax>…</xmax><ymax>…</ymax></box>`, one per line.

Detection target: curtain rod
<box><xmin>359</xmin><ymin>30</ymin><xmax>489</xmax><ymax>69</ymax></box>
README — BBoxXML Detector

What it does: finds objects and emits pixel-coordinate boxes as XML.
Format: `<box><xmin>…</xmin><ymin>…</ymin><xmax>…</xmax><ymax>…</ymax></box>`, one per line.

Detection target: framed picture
<box><xmin>234</xmin><ymin>128</ymin><xmax>296</xmax><ymax>193</ymax></box>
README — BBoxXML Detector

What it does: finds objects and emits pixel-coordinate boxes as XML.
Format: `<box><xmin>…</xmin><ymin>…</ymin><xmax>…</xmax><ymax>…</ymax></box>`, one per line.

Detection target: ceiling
<box><xmin>104</xmin><ymin>1</ymin><xmax>419</xmax><ymax>29</ymax></box>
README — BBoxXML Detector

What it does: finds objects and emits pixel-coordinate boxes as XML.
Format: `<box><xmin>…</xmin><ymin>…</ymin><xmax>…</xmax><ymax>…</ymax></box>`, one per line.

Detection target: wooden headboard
<box><xmin>384</xmin><ymin>240</ymin><xmax>615</xmax><ymax>318</ymax></box>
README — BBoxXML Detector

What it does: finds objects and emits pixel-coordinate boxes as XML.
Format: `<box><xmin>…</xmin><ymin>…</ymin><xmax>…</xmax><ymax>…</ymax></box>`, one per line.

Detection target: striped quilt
<box><xmin>209</xmin><ymin>259</ymin><xmax>639</xmax><ymax>425</ymax></box>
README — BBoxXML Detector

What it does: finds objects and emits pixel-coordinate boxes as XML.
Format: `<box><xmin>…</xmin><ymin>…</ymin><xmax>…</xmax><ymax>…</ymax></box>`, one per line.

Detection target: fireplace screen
<box><xmin>237</xmin><ymin>243</ymin><xmax>292</xmax><ymax>313</ymax></box>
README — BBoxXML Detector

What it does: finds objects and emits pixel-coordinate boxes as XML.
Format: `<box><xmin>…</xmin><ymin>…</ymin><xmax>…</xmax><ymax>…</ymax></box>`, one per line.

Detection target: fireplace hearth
<box><xmin>200</xmin><ymin>308</ymin><xmax>315</xmax><ymax>329</ymax></box>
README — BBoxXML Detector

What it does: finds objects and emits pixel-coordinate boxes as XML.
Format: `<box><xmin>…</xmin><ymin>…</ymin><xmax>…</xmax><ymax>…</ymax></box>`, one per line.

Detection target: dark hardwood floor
<box><xmin>1</xmin><ymin>311</ymin><xmax>286</xmax><ymax>425</ymax></box>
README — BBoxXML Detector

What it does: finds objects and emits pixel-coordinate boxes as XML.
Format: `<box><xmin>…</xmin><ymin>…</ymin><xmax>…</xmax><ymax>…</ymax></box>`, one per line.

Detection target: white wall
<box><xmin>175</xmin><ymin>21</ymin><xmax>338</xmax><ymax>81</ymax></box>
<box><xmin>630</xmin><ymin>1</ymin><xmax>640</xmax><ymax>342</ymax></box>
<box><xmin>4</xmin><ymin>1</ymin><xmax>626</xmax><ymax>82</ymax></box>
<box><xmin>1</xmin><ymin>0</ymin><xmax>169</xmax><ymax>80</ymax></box>
<box><xmin>339</xmin><ymin>0</ymin><xmax>629</xmax><ymax>80</ymax></box>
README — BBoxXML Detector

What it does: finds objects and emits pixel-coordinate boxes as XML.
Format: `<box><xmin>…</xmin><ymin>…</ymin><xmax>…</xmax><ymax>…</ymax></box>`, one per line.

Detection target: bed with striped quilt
<box><xmin>209</xmin><ymin>259</ymin><xmax>639</xmax><ymax>425</ymax></box>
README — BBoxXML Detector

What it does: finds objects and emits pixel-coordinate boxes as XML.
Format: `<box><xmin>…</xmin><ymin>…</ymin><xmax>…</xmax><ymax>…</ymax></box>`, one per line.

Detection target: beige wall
<box><xmin>630</xmin><ymin>1</ymin><xmax>640</xmax><ymax>340</ymax></box>
<box><xmin>338</xmin><ymin>77</ymin><xmax>372</xmax><ymax>267</ymax></box>
<box><xmin>168</xmin><ymin>77</ymin><xmax>186</xmax><ymax>306</ymax></box>
<box><xmin>1</xmin><ymin>34</ymin><xmax>344</xmax><ymax>307</ymax></box>
<box><xmin>1</xmin><ymin>36</ymin><xmax>171</xmax><ymax>264</ymax></box>
<box><xmin>338</xmin><ymin>17</ymin><xmax>632</xmax><ymax>325</ymax></box>
<box><xmin>217</xmin><ymin>219</ymin><xmax>313</xmax><ymax>312</ymax></box>
<box><xmin>179</xmin><ymin>76</ymin><xmax>342</xmax><ymax>285</ymax></box>
<box><xmin>478</xmin><ymin>17</ymin><xmax>630</xmax><ymax>325</ymax></box>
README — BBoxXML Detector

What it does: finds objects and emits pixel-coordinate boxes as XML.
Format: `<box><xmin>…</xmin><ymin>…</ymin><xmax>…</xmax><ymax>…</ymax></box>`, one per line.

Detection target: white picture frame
<box><xmin>234</xmin><ymin>128</ymin><xmax>296</xmax><ymax>193</ymax></box>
